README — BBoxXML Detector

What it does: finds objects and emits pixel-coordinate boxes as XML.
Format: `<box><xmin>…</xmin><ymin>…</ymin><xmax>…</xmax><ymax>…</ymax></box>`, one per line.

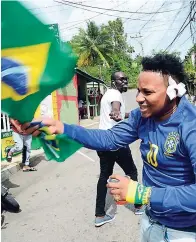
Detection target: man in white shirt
<box><xmin>95</xmin><ymin>71</ymin><xmax>139</xmax><ymax>227</ymax></box>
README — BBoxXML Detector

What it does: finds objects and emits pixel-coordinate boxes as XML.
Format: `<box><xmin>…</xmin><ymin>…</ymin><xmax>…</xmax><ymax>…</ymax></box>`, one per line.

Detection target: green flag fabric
<box><xmin>28</xmin><ymin>122</ymin><xmax>82</xmax><ymax>162</ymax></box>
<box><xmin>1</xmin><ymin>1</ymin><xmax>77</xmax><ymax>122</ymax></box>
<box><xmin>1</xmin><ymin>1</ymin><xmax>82</xmax><ymax>162</ymax></box>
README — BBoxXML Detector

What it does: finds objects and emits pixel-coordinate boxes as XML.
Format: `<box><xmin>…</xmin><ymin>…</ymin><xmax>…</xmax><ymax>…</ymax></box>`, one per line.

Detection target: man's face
<box><xmin>114</xmin><ymin>72</ymin><xmax>128</xmax><ymax>93</ymax></box>
<box><xmin>136</xmin><ymin>71</ymin><xmax>169</xmax><ymax>118</ymax></box>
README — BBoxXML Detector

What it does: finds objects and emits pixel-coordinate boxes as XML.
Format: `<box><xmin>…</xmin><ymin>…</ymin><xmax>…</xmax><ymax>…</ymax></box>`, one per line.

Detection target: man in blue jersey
<box><xmin>21</xmin><ymin>54</ymin><xmax>196</xmax><ymax>241</ymax></box>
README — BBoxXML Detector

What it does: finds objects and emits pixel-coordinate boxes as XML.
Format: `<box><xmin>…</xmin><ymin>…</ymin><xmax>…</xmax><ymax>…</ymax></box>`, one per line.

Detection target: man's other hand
<box><xmin>109</xmin><ymin>111</ymin><xmax>122</xmax><ymax>122</ymax></box>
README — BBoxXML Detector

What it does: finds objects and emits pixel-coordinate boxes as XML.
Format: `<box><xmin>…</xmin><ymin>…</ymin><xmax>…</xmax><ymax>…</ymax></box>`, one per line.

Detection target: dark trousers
<box><xmin>95</xmin><ymin>147</ymin><xmax>138</xmax><ymax>217</ymax></box>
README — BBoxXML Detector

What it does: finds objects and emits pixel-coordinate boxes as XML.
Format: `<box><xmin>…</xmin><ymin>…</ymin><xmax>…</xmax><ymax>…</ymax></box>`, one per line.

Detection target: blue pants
<box><xmin>141</xmin><ymin>212</ymin><xmax>196</xmax><ymax>242</ymax></box>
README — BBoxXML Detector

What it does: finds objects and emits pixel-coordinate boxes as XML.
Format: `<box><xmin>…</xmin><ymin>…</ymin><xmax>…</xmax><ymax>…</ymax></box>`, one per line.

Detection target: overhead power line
<box><xmin>178</xmin><ymin>29</ymin><xmax>196</xmax><ymax>48</ymax></box>
<box><xmin>155</xmin><ymin>0</ymin><xmax>185</xmax><ymax>50</ymax></box>
<box><xmin>122</xmin><ymin>0</ymin><xmax>148</xmax><ymax>25</ymax></box>
<box><xmin>138</xmin><ymin>2</ymin><xmax>166</xmax><ymax>33</ymax></box>
<box><xmin>60</xmin><ymin>1</ymin><xmax>148</xmax><ymax>29</ymax></box>
<box><xmin>28</xmin><ymin>4</ymin><xmax>63</xmax><ymax>11</ymax></box>
<box><xmin>60</xmin><ymin>2</ymin><xmax>128</xmax><ymax>31</ymax></box>
<box><xmin>56</xmin><ymin>0</ymin><xmax>189</xmax><ymax>15</ymax></box>
<box><xmin>59</xmin><ymin>0</ymin><xmax>128</xmax><ymax>31</ymax></box>
<box><xmin>58</xmin><ymin>0</ymin><xmax>188</xmax><ymax>31</ymax></box>
<box><xmin>33</xmin><ymin>6</ymin><xmax>69</xmax><ymax>16</ymax></box>
<box><xmin>164</xmin><ymin>3</ymin><xmax>196</xmax><ymax>51</ymax></box>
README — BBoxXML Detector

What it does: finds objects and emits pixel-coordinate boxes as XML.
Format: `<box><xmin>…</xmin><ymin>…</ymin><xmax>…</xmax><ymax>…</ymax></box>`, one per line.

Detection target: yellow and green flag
<box><xmin>1</xmin><ymin>1</ymin><xmax>82</xmax><ymax>162</ymax></box>
<box><xmin>1</xmin><ymin>1</ymin><xmax>77</xmax><ymax>122</ymax></box>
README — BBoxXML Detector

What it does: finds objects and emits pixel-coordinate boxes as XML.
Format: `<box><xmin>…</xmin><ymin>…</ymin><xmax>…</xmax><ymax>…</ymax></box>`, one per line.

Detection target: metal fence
<box><xmin>1</xmin><ymin>113</ymin><xmax>11</xmax><ymax>132</ymax></box>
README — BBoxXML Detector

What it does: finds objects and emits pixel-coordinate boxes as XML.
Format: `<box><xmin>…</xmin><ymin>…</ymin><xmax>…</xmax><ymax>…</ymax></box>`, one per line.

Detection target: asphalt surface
<box><xmin>2</xmin><ymin>90</ymin><xmax>144</xmax><ymax>242</ymax></box>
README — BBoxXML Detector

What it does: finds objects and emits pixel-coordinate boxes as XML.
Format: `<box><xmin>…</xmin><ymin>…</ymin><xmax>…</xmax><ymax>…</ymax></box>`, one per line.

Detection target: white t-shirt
<box><xmin>99</xmin><ymin>89</ymin><xmax>125</xmax><ymax>130</ymax></box>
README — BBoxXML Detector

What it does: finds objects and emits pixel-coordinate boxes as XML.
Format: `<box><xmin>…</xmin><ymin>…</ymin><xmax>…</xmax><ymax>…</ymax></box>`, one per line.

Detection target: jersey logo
<box><xmin>164</xmin><ymin>132</ymin><xmax>180</xmax><ymax>154</ymax></box>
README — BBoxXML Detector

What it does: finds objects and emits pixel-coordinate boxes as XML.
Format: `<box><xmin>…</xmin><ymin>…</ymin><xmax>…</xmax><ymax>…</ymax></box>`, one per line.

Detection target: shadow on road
<box><xmin>2</xmin><ymin>180</ymin><xmax>20</xmax><ymax>189</ymax></box>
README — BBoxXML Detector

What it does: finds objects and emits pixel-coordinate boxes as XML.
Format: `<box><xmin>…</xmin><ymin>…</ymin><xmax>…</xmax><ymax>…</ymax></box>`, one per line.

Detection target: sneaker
<box><xmin>134</xmin><ymin>205</ymin><xmax>145</xmax><ymax>215</ymax></box>
<box><xmin>95</xmin><ymin>215</ymin><xmax>115</xmax><ymax>227</ymax></box>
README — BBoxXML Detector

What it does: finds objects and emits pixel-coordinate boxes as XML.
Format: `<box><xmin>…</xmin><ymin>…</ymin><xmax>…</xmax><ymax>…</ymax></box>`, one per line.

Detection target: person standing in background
<box><xmin>94</xmin><ymin>71</ymin><xmax>140</xmax><ymax>227</ymax></box>
<box><xmin>6</xmin><ymin>118</ymin><xmax>36</xmax><ymax>172</ymax></box>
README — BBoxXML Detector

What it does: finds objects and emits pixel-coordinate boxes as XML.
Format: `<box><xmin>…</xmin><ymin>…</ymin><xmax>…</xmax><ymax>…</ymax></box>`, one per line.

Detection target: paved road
<box><xmin>2</xmin><ymin>90</ymin><xmax>143</xmax><ymax>242</ymax></box>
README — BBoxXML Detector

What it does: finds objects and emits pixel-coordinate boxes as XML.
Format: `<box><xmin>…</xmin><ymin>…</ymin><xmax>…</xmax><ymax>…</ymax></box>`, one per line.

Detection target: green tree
<box><xmin>70</xmin><ymin>18</ymin><xmax>139</xmax><ymax>87</ymax></box>
<box><xmin>101</xmin><ymin>18</ymin><xmax>134</xmax><ymax>58</ymax></box>
<box><xmin>184</xmin><ymin>44</ymin><xmax>196</xmax><ymax>79</ymax></box>
<box><xmin>184</xmin><ymin>44</ymin><xmax>196</xmax><ymax>97</ymax></box>
<box><xmin>70</xmin><ymin>21</ymin><xmax>112</xmax><ymax>67</ymax></box>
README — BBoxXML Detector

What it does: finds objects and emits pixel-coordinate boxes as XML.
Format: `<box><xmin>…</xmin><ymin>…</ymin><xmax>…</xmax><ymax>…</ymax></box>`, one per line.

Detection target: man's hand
<box><xmin>107</xmin><ymin>174</ymin><xmax>130</xmax><ymax>202</ymax></box>
<box><xmin>20</xmin><ymin>118</ymin><xmax>64</xmax><ymax>136</ymax></box>
<box><xmin>10</xmin><ymin>119</ymin><xmax>25</xmax><ymax>134</ymax></box>
<box><xmin>109</xmin><ymin>111</ymin><xmax>122</xmax><ymax>122</ymax></box>
<box><xmin>107</xmin><ymin>174</ymin><xmax>152</xmax><ymax>205</ymax></box>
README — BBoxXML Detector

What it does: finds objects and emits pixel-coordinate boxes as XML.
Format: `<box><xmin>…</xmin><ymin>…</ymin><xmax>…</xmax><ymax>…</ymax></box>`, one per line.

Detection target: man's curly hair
<box><xmin>141</xmin><ymin>54</ymin><xmax>187</xmax><ymax>84</ymax></box>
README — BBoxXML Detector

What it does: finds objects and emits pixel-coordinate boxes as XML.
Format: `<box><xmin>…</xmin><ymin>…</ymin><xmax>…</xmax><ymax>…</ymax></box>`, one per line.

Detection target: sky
<box><xmin>22</xmin><ymin>0</ymin><xmax>194</xmax><ymax>58</ymax></box>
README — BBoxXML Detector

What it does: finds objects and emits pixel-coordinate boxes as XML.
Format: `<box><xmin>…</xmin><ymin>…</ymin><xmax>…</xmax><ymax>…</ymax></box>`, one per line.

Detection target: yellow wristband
<box><xmin>126</xmin><ymin>180</ymin><xmax>138</xmax><ymax>204</ymax></box>
<box><xmin>126</xmin><ymin>180</ymin><xmax>152</xmax><ymax>205</ymax></box>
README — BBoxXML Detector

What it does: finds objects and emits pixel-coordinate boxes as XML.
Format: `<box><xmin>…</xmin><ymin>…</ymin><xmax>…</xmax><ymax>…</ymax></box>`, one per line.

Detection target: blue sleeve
<box><xmin>63</xmin><ymin>110</ymin><xmax>140</xmax><ymax>151</ymax></box>
<box><xmin>150</xmin><ymin>120</ymin><xmax>196</xmax><ymax>213</ymax></box>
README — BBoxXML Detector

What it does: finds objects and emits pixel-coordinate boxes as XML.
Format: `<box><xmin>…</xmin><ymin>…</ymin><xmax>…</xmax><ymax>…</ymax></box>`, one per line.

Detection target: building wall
<box><xmin>56</xmin><ymin>75</ymin><xmax>79</xmax><ymax>124</ymax></box>
<box><xmin>1</xmin><ymin>114</ymin><xmax>14</xmax><ymax>160</ymax></box>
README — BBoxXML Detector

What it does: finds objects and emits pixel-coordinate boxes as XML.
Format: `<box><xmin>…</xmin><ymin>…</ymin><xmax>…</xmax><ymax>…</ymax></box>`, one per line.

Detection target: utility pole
<box><xmin>130</xmin><ymin>35</ymin><xmax>144</xmax><ymax>56</ymax></box>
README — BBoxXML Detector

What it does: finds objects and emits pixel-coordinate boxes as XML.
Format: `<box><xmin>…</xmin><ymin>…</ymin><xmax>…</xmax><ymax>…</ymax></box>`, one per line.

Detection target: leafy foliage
<box><xmin>70</xmin><ymin>18</ymin><xmax>140</xmax><ymax>87</ymax></box>
<box><xmin>183</xmin><ymin>44</ymin><xmax>196</xmax><ymax>96</ymax></box>
<box><xmin>184</xmin><ymin>44</ymin><xmax>196</xmax><ymax>79</ymax></box>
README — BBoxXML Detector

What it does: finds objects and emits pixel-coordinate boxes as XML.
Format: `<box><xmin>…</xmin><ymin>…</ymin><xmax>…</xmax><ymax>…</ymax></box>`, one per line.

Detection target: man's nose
<box><xmin>123</xmin><ymin>79</ymin><xmax>128</xmax><ymax>85</ymax></box>
<box><xmin>136</xmin><ymin>91</ymin><xmax>145</xmax><ymax>103</ymax></box>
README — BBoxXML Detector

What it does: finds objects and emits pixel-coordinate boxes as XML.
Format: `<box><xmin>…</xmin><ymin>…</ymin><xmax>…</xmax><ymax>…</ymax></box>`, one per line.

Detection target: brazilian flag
<box><xmin>1</xmin><ymin>1</ymin><xmax>82</xmax><ymax>162</ymax></box>
<box><xmin>1</xmin><ymin>1</ymin><xmax>77</xmax><ymax>122</ymax></box>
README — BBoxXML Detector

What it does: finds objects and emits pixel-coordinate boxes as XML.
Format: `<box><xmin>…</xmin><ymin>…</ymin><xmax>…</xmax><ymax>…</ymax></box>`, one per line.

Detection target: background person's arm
<box><xmin>109</xmin><ymin>101</ymin><xmax>122</xmax><ymax>122</ymax></box>
<box><xmin>125</xmin><ymin>113</ymin><xmax>130</xmax><ymax>119</ymax></box>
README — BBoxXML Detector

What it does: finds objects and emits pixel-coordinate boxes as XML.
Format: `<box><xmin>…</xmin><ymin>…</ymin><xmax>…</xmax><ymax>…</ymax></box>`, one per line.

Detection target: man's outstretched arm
<box><xmin>22</xmin><ymin>110</ymin><xmax>139</xmax><ymax>151</ymax></box>
<box><xmin>63</xmin><ymin>116</ymin><xmax>138</xmax><ymax>150</ymax></box>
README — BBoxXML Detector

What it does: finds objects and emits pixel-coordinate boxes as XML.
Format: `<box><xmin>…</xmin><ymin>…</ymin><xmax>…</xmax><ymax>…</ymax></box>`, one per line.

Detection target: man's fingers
<box><xmin>110</xmin><ymin>189</ymin><xmax>121</xmax><ymax>196</ymax></box>
<box><xmin>42</xmin><ymin>118</ymin><xmax>56</xmax><ymax>126</ymax></box>
<box><xmin>21</xmin><ymin>122</ymin><xmax>31</xmax><ymax>130</ymax></box>
<box><xmin>107</xmin><ymin>182</ymin><xmax>120</xmax><ymax>189</ymax></box>
<box><xmin>32</xmin><ymin>130</ymin><xmax>41</xmax><ymax>137</ymax></box>
<box><xmin>22</xmin><ymin>125</ymin><xmax>40</xmax><ymax>135</ymax></box>
<box><xmin>39</xmin><ymin>126</ymin><xmax>57</xmax><ymax>135</ymax></box>
<box><xmin>109</xmin><ymin>174</ymin><xmax>122</xmax><ymax>180</ymax></box>
<box><xmin>107</xmin><ymin>174</ymin><xmax>124</xmax><ymax>188</ymax></box>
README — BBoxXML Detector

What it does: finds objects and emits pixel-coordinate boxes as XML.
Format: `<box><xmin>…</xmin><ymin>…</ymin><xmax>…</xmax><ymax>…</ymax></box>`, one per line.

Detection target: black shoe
<box><xmin>6</xmin><ymin>148</ymin><xmax>12</xmax><ymax>162</ymax></box>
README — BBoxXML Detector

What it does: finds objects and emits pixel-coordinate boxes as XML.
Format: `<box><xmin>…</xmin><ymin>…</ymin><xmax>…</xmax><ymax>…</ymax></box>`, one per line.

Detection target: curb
<box><xmin>1</xmin><ymin>149</ymin><xmax>44</xmax><ymax>182</ymax></box>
